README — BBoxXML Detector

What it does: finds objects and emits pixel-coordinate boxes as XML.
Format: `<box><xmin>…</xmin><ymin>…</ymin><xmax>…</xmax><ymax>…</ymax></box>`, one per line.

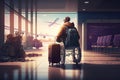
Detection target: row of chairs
<box><xmin>91</xmin><ymin>34</ymin><xmax>120</xmax><ymax>53</ymax></box>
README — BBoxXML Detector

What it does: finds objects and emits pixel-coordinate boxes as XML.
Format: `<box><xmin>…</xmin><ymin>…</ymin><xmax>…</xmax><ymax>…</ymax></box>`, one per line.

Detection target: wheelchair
<box><xmin>60</xmin><ymin>42</ymin><xmax>81</xmax><ymax>65</ymax></box>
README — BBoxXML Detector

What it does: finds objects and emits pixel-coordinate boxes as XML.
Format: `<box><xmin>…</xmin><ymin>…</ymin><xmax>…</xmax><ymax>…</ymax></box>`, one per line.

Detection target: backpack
<box><xmin>65</xmin><ymin>27</ymin><xmax>80</xmax><ymax>48</ymax></box>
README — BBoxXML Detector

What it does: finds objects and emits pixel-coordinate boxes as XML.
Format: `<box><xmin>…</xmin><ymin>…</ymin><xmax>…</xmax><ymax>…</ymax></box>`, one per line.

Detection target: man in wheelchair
<box><xmin>56</xmin><ymin>16</ymin><xmax>81</xmax><ymax>65</ymax></box>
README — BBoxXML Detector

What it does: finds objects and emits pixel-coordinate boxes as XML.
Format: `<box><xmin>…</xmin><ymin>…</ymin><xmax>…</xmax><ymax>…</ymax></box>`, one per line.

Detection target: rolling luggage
<box><xmin>48</xmin><ymin>43</ymin><xmax>61</xmax><ymax>66</ymax></box>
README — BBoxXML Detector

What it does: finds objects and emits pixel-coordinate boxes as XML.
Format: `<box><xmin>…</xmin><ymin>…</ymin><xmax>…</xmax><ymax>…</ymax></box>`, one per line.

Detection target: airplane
<box><xmin>46</xmin><ymin>18</ymin><xmax>60</xmax><ymax>27</ymax></box>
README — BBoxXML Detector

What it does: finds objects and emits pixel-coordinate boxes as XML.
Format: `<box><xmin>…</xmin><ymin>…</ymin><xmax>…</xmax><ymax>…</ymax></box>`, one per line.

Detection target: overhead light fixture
<box><xmin>82</xmin><ymin>9</ymin><xmax>86</xmax><ymax>11</ymax></box>
<box><xmin>84</xmin><ymin>1</ymin><xmax>89</xmax><ymax>4</ymax></box>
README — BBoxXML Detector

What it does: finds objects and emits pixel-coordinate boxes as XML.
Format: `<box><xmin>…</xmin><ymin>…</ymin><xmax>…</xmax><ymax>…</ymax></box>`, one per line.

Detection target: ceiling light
<box><xmin>82</xmin><ymin>9</ymin><xmax>86</xmax><ymax>11</ymax></box>
<box><xmin>84</xmin><ymin>1</ymin><xmax>89</xmax><ymax>4</ymax></box>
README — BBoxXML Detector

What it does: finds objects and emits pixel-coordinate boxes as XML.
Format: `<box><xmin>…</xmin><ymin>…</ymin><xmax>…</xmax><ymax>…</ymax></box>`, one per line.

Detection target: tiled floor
<box><xmin>0</xmin><ymin>43</ymin><xmax>120</xmax><ymax>80</ymax></box>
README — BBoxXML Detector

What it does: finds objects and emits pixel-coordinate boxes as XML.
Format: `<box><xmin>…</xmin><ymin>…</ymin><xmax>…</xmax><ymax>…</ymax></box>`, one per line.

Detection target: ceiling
<box><xmin>36</xmin><ymin>0</ymin><xmax>78</xmax><ymax>12</ymax></box>
<box><xmin>78</xmin><ymin>0</ymin><xmax>120</xmax><ymax>12</ymax></box>
<box><xmin>11</xmin><ymin>0</ymin><xmax>120</xmax><ymax>12</ymax></box>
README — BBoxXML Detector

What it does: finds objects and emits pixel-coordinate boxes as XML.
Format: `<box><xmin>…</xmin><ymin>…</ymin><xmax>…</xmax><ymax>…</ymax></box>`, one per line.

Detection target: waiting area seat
<box><xmin>91</xmin><ymin>34</ymin><xmax>120</xmax><ymax>53</ymax></box>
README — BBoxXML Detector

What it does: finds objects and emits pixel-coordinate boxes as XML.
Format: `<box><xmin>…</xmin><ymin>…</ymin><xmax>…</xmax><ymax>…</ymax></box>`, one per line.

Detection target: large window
<box><xmin>21</xmin><ymin>18</ymin><xmax>25</xmax><ymax>43</ymax></box>
<box><xmin>28</xmin><ymin>22</ymin><xmax>31</xmax><ymax>35</ymax></box>
<box><xmin>14</xmin><ymin>13</ymin><xmax>18</xmax><ymax>32</ymax></box>
<box><xmin>4</xmin><ymin>4</ymin><xmax>10</xmax><ymax>41</ymax></box>
<box><xmin>36</xmin><ymin>12</ymin><xmax>77</xmax><ymax>42</ymax></box>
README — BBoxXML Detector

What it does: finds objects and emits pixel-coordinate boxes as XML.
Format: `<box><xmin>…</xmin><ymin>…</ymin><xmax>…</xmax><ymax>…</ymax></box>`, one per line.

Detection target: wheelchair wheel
<box><xmin>74</xmin><ymin>47</ymin><xmax>81</xmax><ymax>65</ymax></box>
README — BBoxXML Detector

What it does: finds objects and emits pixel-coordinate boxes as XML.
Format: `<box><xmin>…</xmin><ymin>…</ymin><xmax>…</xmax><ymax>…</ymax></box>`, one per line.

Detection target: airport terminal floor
<box><xmin>0</xmin><ymin>42</ymin><xmax>120</xmax><ymax>80</ymax></box>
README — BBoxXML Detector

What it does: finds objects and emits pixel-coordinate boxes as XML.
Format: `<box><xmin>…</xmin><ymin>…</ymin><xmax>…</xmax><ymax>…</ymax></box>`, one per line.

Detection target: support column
<box><xmin>35</xmin><ymin>0</ymin><xmax>37</xmax><ymax>39</ymax></box>
<box><xmin>18</xmin><ymin>0</ymin><xmax>22</xmax><ymax>33</ymax></box>
<box><xmin>31</xmin><ymin>0</ymin><xmax>33</xmax><ymax>36</ymax></box>
<box><xmin>82</xmin><ymin>22</ymin><xmax>87</xmax><ymax>51</ymax></box>
<box><xmin>25</xmin><ymin>0</ymin><xmax>28</xmax><ymax>37</ymax></box>
<box><xmin>10</xmin><ymin>0</ymin><xmax>14</xmax><ymax>35</ymax></box>
<box><xmin>0</xmin><ymin>0</ymin><xmax>4</xmax><ymax>47</ymax></box>
<box><xmin>78</xmin><ymin>23</ymin><xmax>82</xmax><ymax>50</ymax></box>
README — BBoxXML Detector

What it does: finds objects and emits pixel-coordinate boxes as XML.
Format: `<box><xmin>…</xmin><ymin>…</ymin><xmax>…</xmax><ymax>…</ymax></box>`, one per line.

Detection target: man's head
<box><xmin>64</xmin><ymin>16</ymin><xmax>70</xmax><ymax>22</ymax></box>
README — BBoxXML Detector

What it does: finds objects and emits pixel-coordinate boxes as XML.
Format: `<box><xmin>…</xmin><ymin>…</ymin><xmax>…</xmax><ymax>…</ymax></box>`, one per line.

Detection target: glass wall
<box><xmin>14</xmin><ymin>13</ymin><xmax>18</xmax><ymax>32</ymax></box>
<box><xmin>33</xmin><ymin>13</ymin><xmax>36</xmax><ymax>36</ymax></box>
<box><xmin>36</xmin><ymin>12</ymin><xmax>77</xmax><ymax>42</ymax></box>
<box><xmin>28</xmin><ymin>22</ymin><xmax>31</xmax><ymax>35</ymax></box>
<box><xmin>4</xmin><ymin>0</ymin><xmax>31</xmax><ymax>44</ymax></box>
<box><xmin>21</xmin><ymin>18</ymin><xmax>26</xmax><ymax>43</ymax></box>
<box><xmin>4</xmin><ymin>4</ymin><xmax>10</xmax><ymax>41</ymax></box>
